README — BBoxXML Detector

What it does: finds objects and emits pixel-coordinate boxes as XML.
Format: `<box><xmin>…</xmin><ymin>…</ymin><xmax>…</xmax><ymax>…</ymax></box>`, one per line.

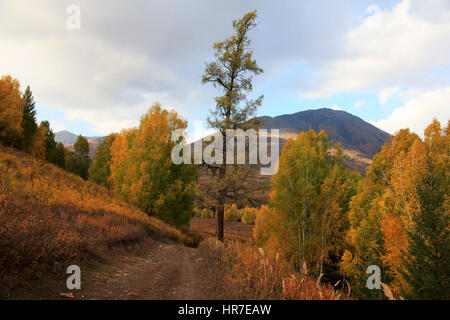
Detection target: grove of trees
<box><xmin>108</xmin><ymin>103</ymin><xmax>197</xmax><ymax>226</ymax></box>
<box><xmin>340</xmin><ymin>120</ymin><xmax>449</xmax><ymax>299</ymax></box>
<box><xmin>0</xmin><ymin>75</ymin><xmax>93</xmax><ymax>179</ymax></box>
<box><xmin>254</xmin><ymin>120</ymin><xmax>449</xmax><ymax>300</ymax></box>
<box><xmin>254</xmin><ymin>129</ymin><xmax>361</xmax><ymax>281</ymax></box>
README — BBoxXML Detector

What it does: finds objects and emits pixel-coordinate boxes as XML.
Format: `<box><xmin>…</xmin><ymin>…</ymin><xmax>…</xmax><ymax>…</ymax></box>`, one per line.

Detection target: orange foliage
<box><xmin>30</xmin><ymin>123</ymin><xmax>46</xmax><ymax>159</ymax></box>
<box><xmin>0</xmin><ymin>75</ymin><xmax>24</xmax><ymax>147</ymax></box>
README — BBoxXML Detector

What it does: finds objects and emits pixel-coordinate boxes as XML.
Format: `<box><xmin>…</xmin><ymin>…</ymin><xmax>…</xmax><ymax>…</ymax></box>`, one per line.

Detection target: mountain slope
<box><xmin>54</xmin><ymin>130</ymin><xmax>79</xmax><ymax>145</ymax></box>
<box><xmin>55</xmin><ymin>131</ymin><xmax>106</xmax><ymax>159</ymax></box>
<box><xmin>0</xmin><ymin>144</ymin><xmax>189</xmax><ymax>296</ymax></box>
<box><xmin>258</xmin><ymin>108</ymin><xmax>390</xmax><ymax>159</ymax></box>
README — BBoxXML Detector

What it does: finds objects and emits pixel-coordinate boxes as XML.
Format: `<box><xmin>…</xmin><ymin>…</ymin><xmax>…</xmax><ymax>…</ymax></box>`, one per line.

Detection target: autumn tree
<box><xmin>258</xmin><ymin>129</ymin><xmax>360</xmax><ymax>278</ymax></box>
<box><xmin>89</xmin><ymin>133</ymin><xmax>117</xmax><ymax>188</ymax></box>
<box><xmin>40</xmin><ymin>121</ymin><xmax>57</xmax><ymax>160</ymax></box>
<box><xmin>51</xmin><ymin>142</ymin><xmax>66</xmax><ymax>168</ymax></box>
<box><xmin>401</xmin><ymin>120</ymin><xmax>450</xmax><ymax>299</ymax></box>
<box><xmin>29</xmin><ymin>123</ymin><xmax>47</xmax><ymax>159</ymax></box>
<box><xmin>340</xmin><ymin>128</ymin><xmax>421</xmax><ymax>298</ymax></box>
<box><xmin>109</xmin><ymin>103</ymin><xmax>197</xmax><ymax>226</ymax></box>
<box><xmin>0</xmin><ymin>75</ymin><xmax>24</xmax><ymax>147</ymax></box>
<box><xmin>342</xmin><ymin>120</ymin><xmax>450</xmax><ymax>299</ymax></box>
<box><xmin>21</xmin><ymin>86</ymin><xmax>38</xmax><ymax>152</ymax></box>
<box><xmin>72</xmin><ymin>135</ymin><xmax>90</xmax><ymax>179</ymax></box>
<box><xmin>201</xmin><ymin>10</ymin><xmax>263</xmax><ymax>240</ymax></box>
<box><xmin>36</xmin><ymin>120</ymin><xmax>64</xmax><ymax>168</ymax></box>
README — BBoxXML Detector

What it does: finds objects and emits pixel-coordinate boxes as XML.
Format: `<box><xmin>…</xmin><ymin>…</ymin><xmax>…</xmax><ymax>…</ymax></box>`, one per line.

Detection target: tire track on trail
<box><xmin>82</xmin><ymin>242</ymin><xmax>213</xmax><ymax>300</ymax></box>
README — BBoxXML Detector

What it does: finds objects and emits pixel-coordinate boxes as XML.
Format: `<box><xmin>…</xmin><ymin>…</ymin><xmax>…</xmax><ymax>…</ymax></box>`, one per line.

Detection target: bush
<box><xmin>200</xmin><ymin>208</ymin><xmax>215</xmax><ymax>219</ymax></box>
<box><xmin>199</xmin><ymin>237</ymin><xmax>351</xmax><ymax>300</ymax></box>
<box><xmin>241</xmin><ymin>207</ymin><xmax>258</xmax><ymax>225</ymax></box>
<box><xmin>224</xmin><ymin>204</ymin><xmax>241</xmax><ymax>222</ymax></box>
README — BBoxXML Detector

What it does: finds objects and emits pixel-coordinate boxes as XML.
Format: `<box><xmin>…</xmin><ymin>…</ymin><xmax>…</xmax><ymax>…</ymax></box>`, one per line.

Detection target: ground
<box><xmin>189</xmin><ymin>217</ymin><xmax>254</xmax><ymax>241</ymax></box>
<box><xmin>81</xmin><ymin>239</ymin><xmax>215</xmax><ymax>300</ymax></box>
<box><xmin>9</xmin><ymin>218</ymin><xmax>252</xmax><ymax>300</ymax></box>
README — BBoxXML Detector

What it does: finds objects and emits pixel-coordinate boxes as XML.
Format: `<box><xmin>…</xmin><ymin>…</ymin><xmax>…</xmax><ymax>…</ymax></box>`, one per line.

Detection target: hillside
<box><xmin>0</xmin><ymin>144</ymin><xmax>192</xmax><ymax>297</ymax></box>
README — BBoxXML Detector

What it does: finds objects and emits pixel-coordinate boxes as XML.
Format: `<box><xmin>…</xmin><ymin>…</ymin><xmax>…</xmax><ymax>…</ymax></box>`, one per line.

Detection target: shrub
<box><xmin>200</xmin><ymin>208</ymin><xmax>215</xmax><ymax>219</ymax></box>
<box><xmin>224</xmin><ymin>204</ymin><xmax>241</xmax><ymax>222</ymax></box>
<box><xmin>199</xmin><ymin>237</ymin><xmax>350</xmax><ymax>300</ymax></box>
<box><xmin>241</xmin><ymin>207</ymin><xmax>258</xmax><ymax>225</ymax></box>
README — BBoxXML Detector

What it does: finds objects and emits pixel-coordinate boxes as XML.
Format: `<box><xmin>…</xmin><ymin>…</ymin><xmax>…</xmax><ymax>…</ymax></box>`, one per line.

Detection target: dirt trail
<box><xmin>81</xmin><ymin>242</ymin><xmax>213</xmax><ymax>300</ymax></box>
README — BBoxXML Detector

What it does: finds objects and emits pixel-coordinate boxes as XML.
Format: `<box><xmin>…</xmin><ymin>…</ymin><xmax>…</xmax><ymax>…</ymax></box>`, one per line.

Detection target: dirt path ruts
<box><xmin>82</xmin><ymin>242</ymin><xmax>212</xmax><ymax>300</ymax></box>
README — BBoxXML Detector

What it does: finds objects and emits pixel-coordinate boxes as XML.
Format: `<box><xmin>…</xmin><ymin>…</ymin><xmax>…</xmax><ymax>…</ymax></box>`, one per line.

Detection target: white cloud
<box><xmin>379</xmin><ymin>87</ymin><xmax>400</xmax><ymax>104</ymax></box>
<box><xmin>330</xmin><ymin>105</ymin><xmax>342</xmax><ymax>111</ymax></box>
<box><xmin>355</xmin><ymin>100</ymin><xmax>365</xmax><ymax>108</ymax></box>
<box><xmin>301</xmin><ymin>0</ymin><xmax>450</xmax><ymax>98</ymax></box>
<box><xmin>187</xmin><ymin>120</ymin><xmax>216</xmax><ymax>143</ymax></box>
<box><xmin>0</xmin><ymin>0</ymin><xmax>363</xmax><ymax>135</ymax></box>
<box><xmin>370</xmin><ymin>87</ymin><xmax>450</xmax><ymax>136</ymax></box>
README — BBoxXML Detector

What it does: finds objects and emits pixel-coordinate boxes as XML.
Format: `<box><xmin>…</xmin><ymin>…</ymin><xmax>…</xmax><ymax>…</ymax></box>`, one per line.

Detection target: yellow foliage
<box><xmin>0</xmin><ymin>75</ymin><xmax>24</xmax><ymax>147</ymax></box>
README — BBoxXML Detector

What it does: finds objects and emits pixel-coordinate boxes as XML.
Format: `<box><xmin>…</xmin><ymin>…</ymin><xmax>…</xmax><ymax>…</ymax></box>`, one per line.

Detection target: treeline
<box><xmin>195</xmin><ymin>204</ymin><xmax>259</xmax><ymax>225</ymax></box>
<box><xmin>253</xmin><ymin>121</ymin><xmax>449</xmax><ymax>300</ymax></box>
<box><xmin>1</xmin><ymin>74</ymin><xmax>197</xmax><ymax>228</ymax></box>
<box><xmin>0</xmin><ymin>75</ymin><xmax>91</xmax><ymax>179</ymax></box>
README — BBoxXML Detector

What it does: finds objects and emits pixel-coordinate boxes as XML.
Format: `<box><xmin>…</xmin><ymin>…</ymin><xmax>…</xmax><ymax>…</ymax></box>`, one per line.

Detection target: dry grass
<box><xmin>199</xmin><ymin>237</ymin><xmax>352</xmax><ymax>300</ymax></box>
<box><xmin>0</xmin><ymin>145</ymin><xmax>196</xmax><ymax>297</ymax></box>
<box><xmin>190</xmin><ymin>217</ymin><xmax>253</xmax><ymax>241</ymax></box>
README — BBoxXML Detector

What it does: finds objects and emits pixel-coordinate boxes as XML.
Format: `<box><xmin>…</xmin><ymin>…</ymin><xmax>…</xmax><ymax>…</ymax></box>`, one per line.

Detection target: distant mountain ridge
<box><xmin>55</xmin><ymin>131</ymin><xmax>105</xmax><ymax>159</ymax></box>
<box><xmin>257</xmin><ymin>108</ymin><xmax>389</xmax><ymax>159</ymax></box>
<box><xmin>55</xmin><ymin>108</ymin><xmax>390</xmax><ymax>165</ymax></box>
<box><xmin>55</xmin><ymin>130</ymin><xmax>103</xmax><ymax>145</ymax></box>
<box><xmin>54</xmin><ymin>130</ymin><xmax>79</xmax><ymax>145</ymax></box>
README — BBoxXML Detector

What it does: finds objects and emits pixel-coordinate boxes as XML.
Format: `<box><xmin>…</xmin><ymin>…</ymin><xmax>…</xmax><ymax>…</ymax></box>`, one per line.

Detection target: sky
<box><xmin>0</xmin><ymin>0</ymin><xmax>449</xmax><ymax>138</ymax></box>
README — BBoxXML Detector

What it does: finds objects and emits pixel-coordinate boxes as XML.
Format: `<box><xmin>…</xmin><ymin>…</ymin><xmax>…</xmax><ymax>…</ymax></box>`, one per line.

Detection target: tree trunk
<box><xmin>216</xmin><ymin>204</ymin><xmax>224</xmax><ymax>241</ymax></box>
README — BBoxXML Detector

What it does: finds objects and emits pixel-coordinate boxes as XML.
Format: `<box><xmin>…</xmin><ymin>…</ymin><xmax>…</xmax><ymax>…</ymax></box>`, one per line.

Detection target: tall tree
<box><xmin>51</xmin><ymin>142</ymin><xmax>66</xmax><ymax>168</ymax></box>
<box><xmin>21</xmin><ymin>86</ymin><xmax>38</xmax><ymax>152</ymax></box>
<box><xmin>72</xmin><ymin>135</ymin><xmax>91</xmax><ymax>180</ymax></box>
<box><xmin>201</xmin><ymin>10</ymin><xmax>263</xmax><ymax>240</ymax></box>
<box><xmin>39</xmin><ymin>120</ymin><xmax>57</xmax><ymax>161</ymax></box>
<box><xmin>341</xmin><ymin>129</ymin><xmax>420</xmax><ymax>299</ymax></box>
<box><xmin>89</xmin><ymin>133</ymin><xmax>117</xmax><ymax>188</ymax></box>
<box><xmin>402</xmin><ymin>159</ymin><xmax>450</xmax><ymax>299</ymax></box>
<box><xmin>0</xmin><ymin>75</ymin><xmax>24</xmax><ymax>147</ymax></box>
<box><xmin>402</xmin><ymin>120</ymin><xmax>450</xmax><ymax>299</ymax></box>
<box><xmin>266</xmin><ymin>129</ymin><xmax>358</xmax><ymax>277</ymax></box>
<box><xmin>30</xmin><ymin>123</ymin><xmax>47</xmax><ymax>159</ymax></box>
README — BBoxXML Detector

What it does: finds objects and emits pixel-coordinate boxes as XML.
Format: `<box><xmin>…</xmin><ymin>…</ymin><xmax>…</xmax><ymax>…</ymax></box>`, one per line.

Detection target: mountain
<box><xmin>257</xmin><ymin>108</ymin><xmax>390</xmax><ymax>159</ymax></box>
<box><xmin>54</xmin><ymin>130</ymin><xmax>79</xmax><ymax>145</ymax></box>
<box><xmin>55</xmin><ymin>131</ymin><xmax>106</xmax><ymax>159</ymax></box>
<box><xmin>55</xmin><ymin>108</ymin><xmax>389</xmax><ymax>168</ymax></box>
<box><xmin>197</xmin><ymin>108</ymin><xmax>390</xmax><ymax>208</ymax></box>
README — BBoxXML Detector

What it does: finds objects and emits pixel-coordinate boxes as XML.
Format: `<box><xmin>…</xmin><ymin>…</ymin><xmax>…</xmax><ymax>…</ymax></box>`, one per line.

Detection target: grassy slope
<box><xmin>0</xmin><ymin>144</ymin><xmax>192</xmax><ymax>296</ymax></box>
